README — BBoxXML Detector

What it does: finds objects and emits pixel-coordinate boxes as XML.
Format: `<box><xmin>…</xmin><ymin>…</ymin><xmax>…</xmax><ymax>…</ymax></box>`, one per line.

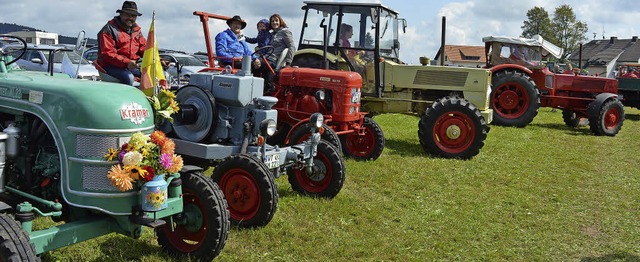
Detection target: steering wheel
<box><xmin>251</xmin><ymin>45</ymin><xmax>275</xmax><ymax>58</ymax></box>
<box><xmin>0</xmin><ymin>35</ymin><xmax>27</xmax><ymax>66</ymax></box>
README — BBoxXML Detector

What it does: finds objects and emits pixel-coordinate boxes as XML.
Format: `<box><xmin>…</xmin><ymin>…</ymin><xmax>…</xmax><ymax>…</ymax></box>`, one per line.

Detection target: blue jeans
<box><xmin>104</xmin><ymin>65</ymin><xmax>141</xmax><ymax>86</ymax></box>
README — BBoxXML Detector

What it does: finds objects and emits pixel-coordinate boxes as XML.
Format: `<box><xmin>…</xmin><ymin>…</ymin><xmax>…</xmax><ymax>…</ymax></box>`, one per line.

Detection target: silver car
<box><xmin>160</xmin><ymin>52</ymin><xmax>207</xmax><ymax>86</ymax></box>
<box><xmin>13</xmin><ymin>44</ymin><xmax>100</xmax><ymax>81</ymax></box>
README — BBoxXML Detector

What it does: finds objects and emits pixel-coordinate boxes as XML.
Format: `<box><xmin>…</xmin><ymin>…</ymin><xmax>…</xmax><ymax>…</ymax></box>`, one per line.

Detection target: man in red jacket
<box><xmin>97</xmin><ymin>1</ymin><xmax>146</xmax><ymax>86</ymax></box>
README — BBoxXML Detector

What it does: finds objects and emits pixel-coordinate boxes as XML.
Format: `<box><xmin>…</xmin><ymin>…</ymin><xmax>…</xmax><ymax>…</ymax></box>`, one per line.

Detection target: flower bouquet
<box><xmin>105</xmin><ymin>130</ymin><xmax>184</xmax><ymax>192</ymax></box>
<box><xmin>147</xmin><ymin>89</ymin><xmax>180</xmax><ymax>125</ymax></box>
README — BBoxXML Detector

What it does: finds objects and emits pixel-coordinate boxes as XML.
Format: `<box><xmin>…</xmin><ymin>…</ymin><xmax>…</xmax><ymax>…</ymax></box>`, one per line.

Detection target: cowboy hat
<box><xmin>117</xmin><ymin>1</ymin><xmax>142</xmax><ymax>16</ymax></box>
<box><xmin>226</xmin><ymin>15</ymin><xmax>247</xmax><ymax>29</ymax></box>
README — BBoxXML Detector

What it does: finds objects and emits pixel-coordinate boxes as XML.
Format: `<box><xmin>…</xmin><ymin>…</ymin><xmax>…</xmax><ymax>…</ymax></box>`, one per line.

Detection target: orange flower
<box><xmin>107</xmin><ymin>165</ymin><xmax>133</xmax><ymax>191</ymax></box>
<box><xmin>161</xmin><ymin>139</ymin><xmax>175</xmax><ymax>155</ymax></box>
<box><xmin>150</xmin><ymin>130</ymin><xmax>168</xmax><ymax>147</ymax></box>
<box><xmin>167</xmin><ymin>154</ymin><xmax>184</xmax><ymax>173</ymax></box>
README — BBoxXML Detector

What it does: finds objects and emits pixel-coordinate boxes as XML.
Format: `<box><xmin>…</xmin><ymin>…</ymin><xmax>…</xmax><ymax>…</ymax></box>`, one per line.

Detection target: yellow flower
<box><xmin>104</xmin><ymin>147</ymin><xmax>118</xmax><ymax>161</ymax></box>
<box><xmin>107</xmin><ymin>165</ymin><xmax>133</xmax><ymax>191</ymax></box>
<box><xmin>125</xmin><ymin>165</ymin><xmax>148</xmax><ymax>180</ymax></box>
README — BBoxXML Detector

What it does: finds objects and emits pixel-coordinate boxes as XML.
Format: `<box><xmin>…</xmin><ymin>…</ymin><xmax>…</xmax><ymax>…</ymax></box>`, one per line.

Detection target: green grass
<box><xmin>41</xmin><ymin>108</ymin><xmax>640</xmax><ymax>261</ymax></box>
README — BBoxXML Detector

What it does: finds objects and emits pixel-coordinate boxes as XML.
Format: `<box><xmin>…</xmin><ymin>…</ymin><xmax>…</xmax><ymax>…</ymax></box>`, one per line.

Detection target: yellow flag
<box><xmin>140</xmin><ymin>11</ymin><xmax>167</xmax><ymax>96</ymax></box>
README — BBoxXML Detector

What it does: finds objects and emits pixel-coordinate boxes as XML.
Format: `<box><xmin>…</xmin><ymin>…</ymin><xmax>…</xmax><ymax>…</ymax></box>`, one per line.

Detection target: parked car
<box><xmin>159</xmin><ymin>52</ymin><xmax>207</xmax><ymax>86</ymax></box>
<box><xmin>82</xmin><ymin>47</ymin><xmax>98</xmax><ymax>63</ymax></box>
<box><xmin>12</xmin><ymin>43</ymin><xmax>100</xmax><ymax>80</ymax></box>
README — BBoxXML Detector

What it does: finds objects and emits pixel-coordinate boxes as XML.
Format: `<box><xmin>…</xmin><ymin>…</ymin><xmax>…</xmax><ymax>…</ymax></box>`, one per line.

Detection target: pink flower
<box><xmin>159</xmin><ymin>153</ymin><xmax>173</xmax><ymax>170</ymax></box>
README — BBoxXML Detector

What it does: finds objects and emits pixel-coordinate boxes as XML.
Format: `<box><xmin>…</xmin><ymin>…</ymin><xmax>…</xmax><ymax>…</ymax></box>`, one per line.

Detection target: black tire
<box><xmin>491</xmin><ymin>70</ymin><xmax>540</xmax><ymax>127</ymax></box>
<box><xmin>0</xmin><ymin>213</ymin><xmax>38</xmax><ymax>262</ymax></box>
<box><xmin>589</xmin><ymin>99</ymin><xmax>625</xmax><ymax>136</ymax></box>
<box><xmin>418</xmin><ymin>96</ymin><xmax>489</xmax><ymax>159</ymax></box>
<box><xmin>340</xmin><ymin>116</ymin><xmax>385</xmax><ymax>161</ymax></box>
<box><xmin>287</xmin><ymin>140</ymin><xmax>345</xmax><ymax>198</ymax></box>
<box><xmin>288</xmin><ymin>123</ymin><xmax>342</xmax><ymax>153</ymax></box>
<box><xmin>156</xmin><ymin>171</ymin><xmax>229</xmax><ymax>261</ymax></box>
<box><xmin>562</xmin><ymin>110</ymin><xmax>588</xmax><ymax>127</ymax></box>
<box><xmin>212</xmin><ymin>154</ymin><xmax>278</xmax><ymax>228</ymax></box>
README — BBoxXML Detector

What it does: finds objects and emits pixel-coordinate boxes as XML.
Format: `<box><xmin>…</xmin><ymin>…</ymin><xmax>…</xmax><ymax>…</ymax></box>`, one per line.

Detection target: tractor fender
<box><xmin>0</xmin><ymin>201</ymin><xmax>12</xmax><ymax>212</ymax></box>
<box><xmin>180</xmin><ymin>165</ymin><xmax>204</xmax><ymax>173</ymax></box>
<box><xmin>489</xmin><ymin>64</ymin><xmax>533</xmax><ymax>75</ymax></box>
<box><xmin>295</xmin><ymin>49</ymin><xmax>346</xmax><ymax>64</ymax></box>
<box><xmin>587</xmin><ymin>93</ymin><xmax>618</xmax><ymax>117</ymax></box>
<box><xmin>284</xmin><ymin>116</ymin><xmax>333</xmax><ymax>144</ymax></box>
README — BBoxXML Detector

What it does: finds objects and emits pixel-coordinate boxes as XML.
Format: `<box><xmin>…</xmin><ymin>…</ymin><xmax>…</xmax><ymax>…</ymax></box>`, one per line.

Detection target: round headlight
<box><xmin>310</xmin><ymin>113</ymin><xmax>324</xmax><ymax>128</ymax></box>
<box><xmin>260</xmin><ymin>119</ymin><xmax>277</xmax><ymax>136</ymax></box>
<box><xmin>315</xmin><ymin>90</ymin><xmax>326</xmax><ymax>100</ymax></box>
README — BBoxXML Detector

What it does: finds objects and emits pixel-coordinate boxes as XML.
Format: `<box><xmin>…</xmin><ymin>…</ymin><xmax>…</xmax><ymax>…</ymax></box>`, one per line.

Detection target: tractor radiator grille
<box><xmin>413</xmin><ymin>70</ymin><xmax>469</xmax><ymax>87</ymax></box>
<box><xmin>82</xmin><ymin>165</ymin><xmax>119</xmax><ymax>191</ymax></box>
<box><xmin>76</xmin><ymin>135</ymin><xmax>119</xmax><ymax>158</ymax></box>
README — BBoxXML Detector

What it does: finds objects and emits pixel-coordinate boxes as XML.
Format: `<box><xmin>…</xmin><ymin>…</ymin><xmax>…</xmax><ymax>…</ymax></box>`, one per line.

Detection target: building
<box><xmin>433</xmin><ymin>45</ymin><xmax>486</xmax><ymax>67</ymax></box>
<box><xmin>7</xmin><ymin>31</ymin><xmax>58</xmax><ymax>45</ymax></box>
<box><xmin>569</xmin><ymin>36</ymin><xmax>640</xmax><ymax>77</ymax></box>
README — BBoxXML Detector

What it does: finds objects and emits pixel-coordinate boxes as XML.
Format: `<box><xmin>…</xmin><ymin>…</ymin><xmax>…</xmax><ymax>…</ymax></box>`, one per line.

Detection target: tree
<box><xmin>521</xmin><ymin>7</ymin><xmax>555</xmax><ymax>42</ymax></box>
<box><xmin>551</xmin><ymin>5</ymin><xmax>588</xmax><ymax>61</ymax></box>
<box><xmin>520</xmin><ymin>5</ymin><xmax>588</xmax><ymax>62</ymax></box>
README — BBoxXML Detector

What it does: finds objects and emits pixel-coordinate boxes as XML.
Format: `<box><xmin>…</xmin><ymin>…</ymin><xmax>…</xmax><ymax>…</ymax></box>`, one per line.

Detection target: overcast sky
<box><xmin>3</xmin><ymin>0</ymin><xmax>640</xmax><ymax>64</ymax></box>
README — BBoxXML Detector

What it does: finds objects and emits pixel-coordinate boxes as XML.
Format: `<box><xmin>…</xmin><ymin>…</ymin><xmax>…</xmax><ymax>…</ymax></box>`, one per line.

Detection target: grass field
<box><xmin>41</xmin><ymin>107</ymin><xmax>640</xmax><ymax>261</ymax></box>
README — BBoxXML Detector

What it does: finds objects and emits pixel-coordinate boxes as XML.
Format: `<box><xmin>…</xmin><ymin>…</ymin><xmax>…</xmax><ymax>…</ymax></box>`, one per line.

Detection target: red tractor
<box><xmin>194</xmin><ymin>11</ymin><xmax>385</xmax><ymax>161</ymax></box>
<box><xmin>484</xmin><ymin>35</ymin><xmax>624</xmax><ymax>136</ymax></box>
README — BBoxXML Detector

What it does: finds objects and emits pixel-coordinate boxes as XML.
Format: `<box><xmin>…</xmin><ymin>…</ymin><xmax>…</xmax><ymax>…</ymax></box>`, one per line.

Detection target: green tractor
<box><xmin>0</xmin><ymin>35</ymin><xmax>228</xmax><ymax>260</ymax></box>
<box><xmin>292</xmin><ymin>1</ymin><xmax>493</xmax><ymax>159</ymax></box>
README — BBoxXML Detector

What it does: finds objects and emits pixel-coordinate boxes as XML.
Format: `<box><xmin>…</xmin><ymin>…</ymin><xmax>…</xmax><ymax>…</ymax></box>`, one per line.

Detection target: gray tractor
<box><xmin>169</xmin><ymin>57</ymin><xmax>347</xmax><ymax>228</ymax></box>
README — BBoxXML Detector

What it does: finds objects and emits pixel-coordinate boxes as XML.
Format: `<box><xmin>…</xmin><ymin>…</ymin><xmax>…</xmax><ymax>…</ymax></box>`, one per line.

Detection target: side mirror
<box><xmin>30</xmin><ymin>58</ymin><xmax>43</xmax><ymax>64</ymax></box>
<box><xmin>75</xmin><ymin>30</ymin><xmax>86</xmax><ymax>51</ymax></box>
<box><xmin>400</xmin><ymin>19</ymin><xmax>407</xmax><ymax>33</ymax></box>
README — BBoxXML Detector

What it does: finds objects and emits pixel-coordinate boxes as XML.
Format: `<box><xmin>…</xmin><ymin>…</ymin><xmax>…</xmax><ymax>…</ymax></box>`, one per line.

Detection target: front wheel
<box><xmin>212</xmin><ymin>154</ymin><xmax>278</xmax><ymax>228</ymax></box>
<box><xmin>0</xmin><ymin>213</ymin><xmax>38</xmax><ymax>261</ymax></box>
<box><xmin>589</xmin><ymin>99</ymin><xmax>624</xmax><ymax>136</ymax></box>
<box><xmin>288</xmin><ymin>140</ymin><xmax>345</xmax><ymax>198</ymax></box>
<box><xmin>341</xmin><ymin>117</ymin><xmax>385</xmax><ymax>161</ymax></box>
<box><xmin>156</xmin><ymin>171</ymin><xmax>230</xmax><ymax>261</ymax></box>
<box><xmin>418</xmin><ymin>96</ymin><xmax>489</xmax><ymax>159</ymax></box>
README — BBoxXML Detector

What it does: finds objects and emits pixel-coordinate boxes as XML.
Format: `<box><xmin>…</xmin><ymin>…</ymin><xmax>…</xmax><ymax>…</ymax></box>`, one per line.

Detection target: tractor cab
<box><xmin>296</xmin><ymin>1</ymin><xmax>404</xmax><ymax>96</ymax></box>
<box><xmin>483</xmin><ymin>35</ymin><xmax>562</xmax><ymax>70</ymax></box>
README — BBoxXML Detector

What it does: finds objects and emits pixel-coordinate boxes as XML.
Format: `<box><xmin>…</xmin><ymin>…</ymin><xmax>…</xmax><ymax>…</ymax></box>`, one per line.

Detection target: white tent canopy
<box><xmin>482</xmin><ymin>34</ymin><xmax>564</xmax><ymax>59</ymax></box>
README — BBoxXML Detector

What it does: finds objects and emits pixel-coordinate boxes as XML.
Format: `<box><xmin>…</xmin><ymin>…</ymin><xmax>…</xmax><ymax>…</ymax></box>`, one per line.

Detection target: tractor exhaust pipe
<box><xmin>440</xmin><ymin>16</ymin><xmax>446</xmax><ymax>66</ymax></box>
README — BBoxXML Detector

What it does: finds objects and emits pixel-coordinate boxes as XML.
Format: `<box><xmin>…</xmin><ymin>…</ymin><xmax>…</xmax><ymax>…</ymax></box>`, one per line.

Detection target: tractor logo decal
<box><xmin>351</xmin><ymin>88</ymin><xmax>361</xmax><ymax>104</ymax></box>
<box><xmin>218</xmin><ymin>82</ymin><xmax>233</xmax><ymax>88</ymax></box>
<box><xmin>120</xmin><ymin>103</ymin><xmax>150</xmax><ymax>125</ymax></box>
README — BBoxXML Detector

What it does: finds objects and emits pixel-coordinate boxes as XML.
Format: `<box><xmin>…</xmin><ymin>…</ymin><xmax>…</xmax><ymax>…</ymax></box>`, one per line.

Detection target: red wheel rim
<box><xmin>295</xmin><ymin>150</ymin><xmax>332</xmax><ymax>192</ymax></box>
<box><xmin>432</xmin><ymin>111</ymin><xmax>475</xmax><ymax>154</ymax></box>
<box><xmin>604</xmin><ymin>107</ymin><xmax>620</xmax><ymax>129</ymax></box>
<box><xmin>161</xmin><ymin>188</ymin><xmax>208</xmax><ymax>252</ymax></box>
<box><xmin>492</xmin><ymin>82</ymin><xmax>530</xmax><ymax>119</ymax></box>
<box><xmin>219</xmin><ymin>168</ymin><xmax>260</xmax><ymax>221</ymax></box>
<box><xmin>344</xmin><ymin>126</ymin><xmax>375</xmax><ymax>157</ymax></box>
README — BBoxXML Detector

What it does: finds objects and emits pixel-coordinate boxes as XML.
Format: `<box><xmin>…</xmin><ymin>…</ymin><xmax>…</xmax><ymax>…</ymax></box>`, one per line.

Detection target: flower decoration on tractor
<box><xmin>105</xmin><ymin>130</ymin><xmax>184</xmax><ymax>191</ymax></box>
<box><xmin>147</xmin><ymin>89</ymin><xmax>180</xmax><ymax>124</ymax></box>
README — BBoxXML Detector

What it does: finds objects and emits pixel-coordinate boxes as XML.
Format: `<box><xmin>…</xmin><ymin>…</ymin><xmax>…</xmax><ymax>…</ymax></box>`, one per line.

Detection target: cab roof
<box><xmin>303</xmin><ymin>1</ymin><xmax>399</xmax><ymax>15</ymax></box>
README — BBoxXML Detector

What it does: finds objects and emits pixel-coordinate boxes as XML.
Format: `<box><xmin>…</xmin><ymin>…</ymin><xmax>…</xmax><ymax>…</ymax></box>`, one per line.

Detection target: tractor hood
<box><xmin>482</xmin><ymin>35</ymin><xmax>563</xmax><ymax>59</ymax></box>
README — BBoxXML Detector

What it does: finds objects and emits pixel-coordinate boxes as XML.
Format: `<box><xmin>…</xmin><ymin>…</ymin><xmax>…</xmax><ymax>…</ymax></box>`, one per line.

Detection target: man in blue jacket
<box><xmin>215</xmin><ymin>15</ymin><xmax>259</xmax><ymax>69</ymax></box>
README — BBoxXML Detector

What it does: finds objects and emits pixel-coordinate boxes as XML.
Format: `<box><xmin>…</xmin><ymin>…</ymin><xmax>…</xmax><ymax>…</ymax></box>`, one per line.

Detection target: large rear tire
<box><xmin>288</xmin><ymin>123</ymin><xmax>342</xmax><ymax>153</ymax></box>
<box><xmin>212</xmin><ymin>154</ymin><xmax>278</xmax><ymax>228</ymax></box>
<box><xmin>341</xmin><ymin>117</ymin><xmax>385</xmax><ymax>161</ymax></box>
<box><xmin>491</xmin><ymin>70</ymin><xmax>540</xmax><ymax>127</ymax></box>
<box><xmin>287</xmin><ymin>140</ymin><xmax>345</xmax><ymax>198</ymax></box>
<box><xmin>418</xmin><ymin>96</ymin><xmax>489</xmax><ymax>159</ymax></box>
<box><xmin>156</xmin><ymin>171</ymin><xmax>229</xmax><ymax>261</ymax></box>
<box><xmin>589</xmin><ymin>99</ymin><xmax>624</xmax><ymax>136</ymax></box>
<box><xmin>0</xmin><ymin>213</ymin><xmax>38</xmax><ymax>262</ymax></box>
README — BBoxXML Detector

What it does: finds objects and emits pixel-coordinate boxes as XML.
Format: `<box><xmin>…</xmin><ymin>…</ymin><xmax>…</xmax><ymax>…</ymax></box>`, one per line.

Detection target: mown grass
<box><xmin>41</xmin><ymin>108</ymin><xmax>640</xmax><ymax>261</ymax></box>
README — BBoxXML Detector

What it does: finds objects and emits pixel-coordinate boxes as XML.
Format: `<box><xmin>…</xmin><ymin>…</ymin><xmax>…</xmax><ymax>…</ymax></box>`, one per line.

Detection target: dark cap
<box><xmin>226</xmin><ymin>15</ymin><xmax>247</xmax><ymax>29</ymax></box>
<box><xmin>117</xmin><ymin>1</ymin><xmax>142</xmax><ymax>16</ymax></box>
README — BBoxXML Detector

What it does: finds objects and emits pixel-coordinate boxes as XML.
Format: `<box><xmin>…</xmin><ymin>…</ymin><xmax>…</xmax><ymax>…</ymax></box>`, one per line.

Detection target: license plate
<box><xmin>265</xmin><ymin>153</ymin><xmax>280</xmax><ymax>169</ymax></box>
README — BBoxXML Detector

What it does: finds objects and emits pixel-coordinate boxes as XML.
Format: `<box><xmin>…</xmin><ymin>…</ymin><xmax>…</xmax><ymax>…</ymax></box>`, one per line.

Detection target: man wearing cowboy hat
<box><xmin>215</xmin><ymin>15</ymin><xmax>260</xmax><ymax>69</ymax></box>
<box><xmin>97</xmin><ymin>1</ymin><xmax>147</xmax><ymax>86</ymax></box>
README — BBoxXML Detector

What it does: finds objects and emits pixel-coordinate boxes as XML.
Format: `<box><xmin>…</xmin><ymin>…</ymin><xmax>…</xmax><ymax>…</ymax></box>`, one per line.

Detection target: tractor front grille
<box><xmin>76</xmin><ymin>135</ymin><xmax>119</xmax><ymax>158</ymax></box>
<box><xmin>413</xmin><ymin>70</ymin><xmax>469</xmax><ymax>87</ymax></box>
<box><xmin>82</xmin><ymin>165</ymin><xmax>119</xmax><ymax>191</ymax></box>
